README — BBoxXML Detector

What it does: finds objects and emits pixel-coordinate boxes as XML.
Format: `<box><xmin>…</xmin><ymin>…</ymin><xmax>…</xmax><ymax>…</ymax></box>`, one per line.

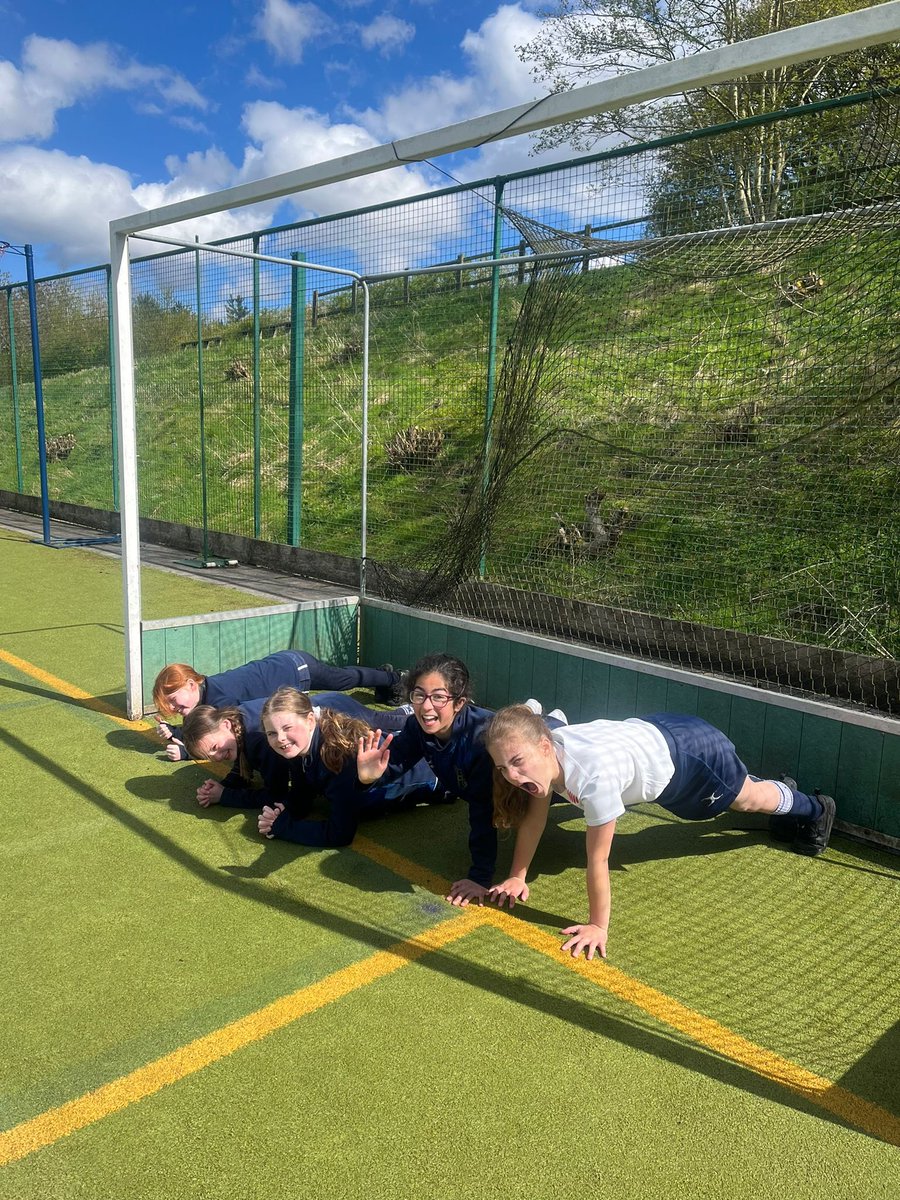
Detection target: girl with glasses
<box><xmin>356</xmin><ymin>652</ymin><xmax>564</xmax><ymax>906</ymax></box>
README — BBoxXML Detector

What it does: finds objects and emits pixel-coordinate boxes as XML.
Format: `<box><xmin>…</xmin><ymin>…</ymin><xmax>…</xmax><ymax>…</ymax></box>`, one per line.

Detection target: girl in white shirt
<box><xmin>485</xmin><ymin>706</ymin><xmax>835</xmax><ymax>961</ymax></box>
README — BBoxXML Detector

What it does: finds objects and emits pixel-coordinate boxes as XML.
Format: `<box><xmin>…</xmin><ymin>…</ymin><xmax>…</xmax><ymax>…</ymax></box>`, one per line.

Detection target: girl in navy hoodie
<box><xmin>256</xmin><ymin>688</ymin><xmax>437</xmax><ymax>847</ymax></box>
<box><xmin>356</xmin><ymin>653</ymin><xmax>502</xmax><ymax>907</ymax></box>
<box><xmin>154</xmin><ymin>652</ymin><xmax>405</xmax><ymax>760</ymax></box>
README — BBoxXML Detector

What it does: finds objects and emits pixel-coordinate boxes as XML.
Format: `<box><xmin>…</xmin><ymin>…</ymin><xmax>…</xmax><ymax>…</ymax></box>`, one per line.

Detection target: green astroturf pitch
<box><xmin>0</xmin><ymin>527</ymin><xmax>898</xmax><ymax>1200</ymax></box>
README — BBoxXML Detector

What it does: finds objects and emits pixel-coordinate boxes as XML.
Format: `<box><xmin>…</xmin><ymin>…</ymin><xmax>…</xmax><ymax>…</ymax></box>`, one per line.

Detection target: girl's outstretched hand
<box><xmin>155</xmin><ymin>717</ymin><xmax>174</xmax><ymax>741</ymax></box>
<box><xmin>561</xmin><ymin>923</ymin><xmax>608</xmax><ymax>960</ymax></box>
<box><xmin>258</xmin><ymin>802</ymin><xmax>286</xmax><ymax>839</ymax></box>
<box><xmin>165</xmin><ymin>738</ymin><xmax>187</xmax><ymax>762</ymax></box>
<box><xmin>446</xmin><ymin>878</ymin><xmax>488</xmax><ymax>907</ymax></box>
<box><xmin>197</xmin><ymin>779</ymin><xmax>223</xmax><ymax>807</ymax></box>
<box><xmin>486</xmin><ymin>877</ymin><xmax>529</xmax><ymax>908</ymax></box>
<box><xmin>356</xmin><ymin>729</ymin><xmax>392</xmax><ymax>784</ymax></box>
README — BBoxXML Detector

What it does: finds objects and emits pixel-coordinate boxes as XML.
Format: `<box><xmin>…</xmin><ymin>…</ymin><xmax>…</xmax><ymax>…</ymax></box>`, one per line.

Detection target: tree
<box><xmin>519</xmin><ymin>0</ymin><xmax>900</xmax><ymax>224</ymax></box>
<box><xmin>132</xmin><ymin>290</ymin><xmax>194</xmax><ymax>357</ymax></box>
<box><xmin>225</xmin><ymin>293</ymin><xmax>251</xmax><ymax>323</ymax></box>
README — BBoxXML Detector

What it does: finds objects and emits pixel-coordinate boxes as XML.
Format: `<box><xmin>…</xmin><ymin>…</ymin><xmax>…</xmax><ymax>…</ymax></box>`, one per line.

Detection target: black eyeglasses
<box><xmin>408</xmin><ymin>688</ymin><xmax>457</xmax><ymax>709</ymax></box>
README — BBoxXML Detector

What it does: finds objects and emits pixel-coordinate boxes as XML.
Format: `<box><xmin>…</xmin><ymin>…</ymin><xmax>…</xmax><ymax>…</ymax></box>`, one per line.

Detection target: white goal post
<box><xmin>109</xmin><ymin>3</ymin><xmax>900</xmax><ymax>718</ymax></box>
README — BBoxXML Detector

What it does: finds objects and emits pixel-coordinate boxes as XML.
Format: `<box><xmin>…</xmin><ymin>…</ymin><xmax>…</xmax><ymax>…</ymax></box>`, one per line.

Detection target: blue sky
<box><xmin>1</xmin><ymin>0</ymin><xmax>588</xmax><ymax>279</ymax></box>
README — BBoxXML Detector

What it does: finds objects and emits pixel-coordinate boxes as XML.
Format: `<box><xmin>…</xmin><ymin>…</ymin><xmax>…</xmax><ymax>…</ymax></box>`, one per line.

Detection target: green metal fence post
<box><xmin>194</xmin><ymin>239</ymin><xmax>211</xmax><ymax>559</ymax></box>
<box><xmin>252</xmin><ymin>232</ymin><xmax>262</xmax><ymax>538</ymax></box>
<box><xmin>287</xmin><ymin>252</ymin><xmax>306</xmax><ymax>546</ymax></box>
<box><xmin>479</xmin><ymin>180</ymin><xmax>505</xmax><ymax>578</ymax></box>
<box><xmin>105</xmin><ymin>265</ymin><xmax>119</xmax><ymax>510</ymax></box>
<box><xmin>6</xmin><ymin>287</ymin><xmax>23</xmax><ymax>493</ymax></box>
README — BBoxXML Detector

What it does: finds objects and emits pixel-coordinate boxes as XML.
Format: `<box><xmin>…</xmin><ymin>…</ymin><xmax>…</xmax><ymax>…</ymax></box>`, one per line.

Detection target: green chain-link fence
<box><xmin>1</xmin><ymin>88</ymin><xmax>897</xmax><ymax>713</ymax></box>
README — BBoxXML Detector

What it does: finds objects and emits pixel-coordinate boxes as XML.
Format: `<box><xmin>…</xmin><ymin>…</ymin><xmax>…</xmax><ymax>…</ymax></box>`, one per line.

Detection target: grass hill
<box><xmin>1</xmin><ymin>235</ymin><xmax>897</xmax><ymax>657</ymax></box>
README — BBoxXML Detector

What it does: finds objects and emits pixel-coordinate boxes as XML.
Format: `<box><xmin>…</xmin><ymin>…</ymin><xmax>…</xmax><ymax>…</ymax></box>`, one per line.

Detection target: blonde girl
<box><xmin>485</xmin><ymin>705</ymin><xmax>835</xmax><ymax>960</ymax></box>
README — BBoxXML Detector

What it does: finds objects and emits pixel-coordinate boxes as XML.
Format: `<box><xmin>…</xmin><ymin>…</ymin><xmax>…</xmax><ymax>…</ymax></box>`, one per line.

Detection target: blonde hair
<box><xmin>182</xmin><ymin>705</ymin><xmax>250</xmax><ymax>779</ymax></box>
<box><xmin>153</xmin><ymin>663</ymin><xmax>205</xmax><ymax>715</ymax></box>
<box><xmin>261</xmin><ymin>687</ymin><xmax>370</xmax><ymax>774</ymax></box>
<box><xmin>485</xmin><ymin>704</ymin><xmax>553</xmax><ymax>830</ymax></box>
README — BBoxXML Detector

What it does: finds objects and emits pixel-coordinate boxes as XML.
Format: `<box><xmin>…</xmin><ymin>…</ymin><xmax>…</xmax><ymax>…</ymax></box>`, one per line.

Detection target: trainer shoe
<box><xmin>524</xmin><ymin>698</ymin><xmax>543</xmax><ymax>715</ymax></box>
<box><xmin>390</xmin><ymin>670</ymin><xmax>408</xmax><ymax>704</ymax></box>
<box><xmin>374</xmin><ymin>664</ymin><xmax>405</xmax><ymax>704</ymax></box>
<box><xmin>547</xmin><ymin>707</ymin><xmax>568</xmax><ymax>725</ymax></box>
<box><xmin>768</xmin><ymin>775</ymin><xmax>799</xmax><ymax>843</ymax></box>
<box><xmin>792</xmin><ymin>792</ymin><xmax>836</xmax><ymax>857</ymax></box>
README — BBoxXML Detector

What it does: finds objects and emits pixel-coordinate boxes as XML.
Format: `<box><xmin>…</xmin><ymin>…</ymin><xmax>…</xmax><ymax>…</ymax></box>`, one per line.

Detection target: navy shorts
<box><xmin>643</xmin><ymin>713</ymin><xmax>749</xmax><ymax>820</ymax></box>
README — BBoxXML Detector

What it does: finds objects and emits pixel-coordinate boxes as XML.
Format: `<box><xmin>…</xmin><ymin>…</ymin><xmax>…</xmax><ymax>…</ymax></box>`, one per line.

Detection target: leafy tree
<box><xmin>225</xmin><ymin>293</ymin><xmax>251</xmax><ymax>323</ymax></box>
<box><xmin>519</xmin><ymin>0</ymin><xmax>900</xmax><ymax>224</ymax></box>
<box><xmin>133</xmin><ymin>290</ymin><xmax>194</xmax><ymax>358</ymax></box>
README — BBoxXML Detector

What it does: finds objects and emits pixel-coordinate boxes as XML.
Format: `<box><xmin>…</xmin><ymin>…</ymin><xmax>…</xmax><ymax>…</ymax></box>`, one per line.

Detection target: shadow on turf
<box><xmin>6</xmin><ymin>718</ymin><xmax>895</xmax><ymax>1145</ymax></box>
<box><xmin>107</xmin><ymin>727</ymin><xmax>166</xmax><ymax>754</ymax></box>
<box><xmin>0</xmin><ymin>620</ymin><xmax>125</xmax><ymax>637</ymax></box>
<box><xmin>839</xmin><ymin>1019</ymin><xmax>900</xmax><ymax>1114</ymax></box>
<box><xmin>0</xmin><ymin>674</ymin><xmax>130</xmax><ymax>717</ymax></box>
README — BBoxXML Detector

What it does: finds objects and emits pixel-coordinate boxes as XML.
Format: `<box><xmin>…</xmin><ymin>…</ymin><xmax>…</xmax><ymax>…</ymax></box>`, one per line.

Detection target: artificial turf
<box><xmin>1</xmin><ymin>526</ymin><xmax>898</xmax><ymax>1199</ymax></box>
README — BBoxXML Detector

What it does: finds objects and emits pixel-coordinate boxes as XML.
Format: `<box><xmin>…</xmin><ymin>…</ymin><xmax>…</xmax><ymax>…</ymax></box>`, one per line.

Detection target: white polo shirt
<box><xmin>550</xmin><ymin>719</ymin><xmax>676</xmax><ymax>826</ymax></box>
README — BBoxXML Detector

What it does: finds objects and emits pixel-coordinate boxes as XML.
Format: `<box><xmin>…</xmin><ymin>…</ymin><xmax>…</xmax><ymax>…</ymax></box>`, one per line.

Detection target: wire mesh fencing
<box><xmin>1</xmin><ymin>88</ymin><xmax>897</xmax><ymax>713</ymax></box>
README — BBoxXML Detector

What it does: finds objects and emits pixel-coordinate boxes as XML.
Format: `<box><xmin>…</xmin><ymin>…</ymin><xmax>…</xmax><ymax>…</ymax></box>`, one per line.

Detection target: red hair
<box><xmin>152</xmin><ymin>663</ymin><xmax>205</xmax><ymax>715</ymax></box>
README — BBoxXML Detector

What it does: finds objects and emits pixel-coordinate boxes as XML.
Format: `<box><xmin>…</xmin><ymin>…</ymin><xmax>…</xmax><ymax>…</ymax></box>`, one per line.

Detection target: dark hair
<box><xmin>182</xmin><ymin>705</ymin><xmax>251</xmax><ymax>780</ymax></box>
<box><xmin>406</xmin><ymin>653</ymin><xmax>472</xmax><ymax>702</ymax></box>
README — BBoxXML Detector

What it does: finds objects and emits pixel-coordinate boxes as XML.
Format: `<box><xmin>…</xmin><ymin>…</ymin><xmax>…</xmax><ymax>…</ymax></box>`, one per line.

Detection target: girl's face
<box><xmin>196</xmin><ymin>719</ymin><xmax>238</xmax><ymax>762</ymax></box>
<box><xmin>408</xmin><ymin>670</ymin><xmax>466</xmax><ymax>741</ymax></box>
<box><xmin>489</xmin><ymin>732</ymin><xmax>562</xmax><ymax>798</ymax></box>
<box><xmin>165</xmin><ymin>677</ymin><xmax>201</xmax><ymax>716</ymax></box>
<box><xmin>264</xmin><ymin>709</ymin><xmax>317</xmax><ymax>758</ymax></box>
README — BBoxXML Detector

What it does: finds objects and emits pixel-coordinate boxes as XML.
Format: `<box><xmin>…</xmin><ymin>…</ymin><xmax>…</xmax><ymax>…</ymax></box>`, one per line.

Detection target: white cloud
<box><xmin>254</xmin><ymin>0</ymin><xmax>334</xmax><ymax>64</ymax></box>
<box><xmin>238</xmin><ymin>99</ymin><xmax>434</xmax><ymax>218</ymax></box>
<box><xmin>0</xmin><ymin>35</ymin><xmax>207</xmax><ymax>144</ymax></box>
<box><xmin>459</xmin><ymin>4</ymin><xmax>544</xmax><ymax>109</ymax></box>
<box><xmin>0</xmin><ymin>143</ymin><xmax>274</xmax><ymax>271</ymax></box>
<box><xmin>359</xmin><ymin>14</ymin><xmax>415</xmax><ymax>57</ymax></box>
<box><xmin>351</xmin><ymin>4</ymin><xmax>544</xmax><ymax>142</ymax></box>
<box><xmin>0</xmin><ymin>146</ymin><xmax>137</xmax><ymax>266</ymax></box>
<box><xmin>4</xmin><ymin>5</ymin><xmax>595</xmax><ymax>276</ymax></box>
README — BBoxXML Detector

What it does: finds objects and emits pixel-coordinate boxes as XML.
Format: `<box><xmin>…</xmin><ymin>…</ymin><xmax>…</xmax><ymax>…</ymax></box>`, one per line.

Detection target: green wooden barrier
<box><xmin>359</xmin><ymin>597</ymin><xmax>900</xmax><ymax>847</ymax></box>
<box><xmin>141</xmin><ymin>597</ymin><xmax>358</xmax><ymax>711</ymax></box>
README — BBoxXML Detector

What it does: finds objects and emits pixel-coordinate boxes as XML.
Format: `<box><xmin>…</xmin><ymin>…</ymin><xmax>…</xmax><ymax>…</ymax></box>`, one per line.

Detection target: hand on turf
<box><xmin>486</xmin><ymin>877</ymin><xmax>529</xmax><ymax>908</ymax></box>
<box><xmin>561</xmin><ymin>923</ymin><xmax>608</xmax><ymax>961</ymax></box>
<box><xmin>446</xmin><ymin>878</ymin><xmax>488</xmax><ymax>907</ymax></box>
<box><xmin>155</xmin><ymin>717</ymin><xmax>174</xmax><ymax>741</ymax></box>
<box><xmin>197</xmin><ymin>779</ymin><xmax>223</xmax><ymax>807</ymax></box>
<box><xmin>165</xmin><ymin>738</ymin><xmax>187</xmax><ymax>762</ymax></box>
<box><xmin>258</xmin><ymin>802</ymin><xmax>285</xmax><ymax>839</ymax></box>
<box><xmin>357</xmin><ymin>729</ymin><xmax>392</xmax><ymax>784</ymax></box>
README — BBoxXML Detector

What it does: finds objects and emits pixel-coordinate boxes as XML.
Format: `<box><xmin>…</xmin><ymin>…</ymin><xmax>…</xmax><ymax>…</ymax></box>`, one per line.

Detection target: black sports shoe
<box><xmin>768</xmin><ymin>776</ymin><xmax>799</xmax><ymax>843</ymax></box>
<box><xmin>792</xmin><ymin>793</ymin><xmax>836</xmax><ymax>857</ymax></box>
<box><xmin>373</xmin><ymin>663</ymin><xmax>403</xmax><ymax>704</ymax></box>
<box><xmin>389</xmin><ymin>670</ymin><xmax>408</xmax><ymax>704</ymax></box>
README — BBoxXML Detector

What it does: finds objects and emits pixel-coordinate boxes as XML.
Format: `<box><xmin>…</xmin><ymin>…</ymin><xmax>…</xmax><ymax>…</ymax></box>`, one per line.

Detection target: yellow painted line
<box><xmin>0</xmin><ymin>907</ymin><xmax>487</xmax><ymax>1166</ymax></box>
<box><xmin>3</xmin><ymin>647</ymin><xmax>895</xmax><ymax>1149</ymax></box>
<box><xmin>352</xmin><ymin>833</ymin><xmax>453</xmax><ymax>895</ymax></box>
<box><xmin>481</xmin><ymin>908</ymin><xmax>900</xmax><ymax>1147</ymax></box>
<box><xmin>0</xmin><ymin>648</ymin><xmax>150</xmax><ymax>733</ymax></box>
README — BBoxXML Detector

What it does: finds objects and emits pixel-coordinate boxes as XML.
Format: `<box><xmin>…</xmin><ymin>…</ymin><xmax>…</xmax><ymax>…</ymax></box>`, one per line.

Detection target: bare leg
<box><xmin>729</xmin><ymin>777</ymin><xmax>782</xmax><ymax>813</ymax></box>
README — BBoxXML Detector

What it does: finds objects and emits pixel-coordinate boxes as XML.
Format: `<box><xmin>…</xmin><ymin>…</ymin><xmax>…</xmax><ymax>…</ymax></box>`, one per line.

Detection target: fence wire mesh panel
<box><xmin>0</xmin><ymin>282</ymin><xmax>31</xmax><ymax>495</ymax></box>
<box><xmin>367</xmin><ymin>94</ymin><xmax>900</xmax><ymax>715</ymax></box>
<box><xmin>1</xmin><ymin>89</ymin><xmax>897</xmax><ymax>713</ymax></box>
<box><xmin>1</xmin><ymin>268</ymin><xmax>115</xmax><ymax>508</ymax></box>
